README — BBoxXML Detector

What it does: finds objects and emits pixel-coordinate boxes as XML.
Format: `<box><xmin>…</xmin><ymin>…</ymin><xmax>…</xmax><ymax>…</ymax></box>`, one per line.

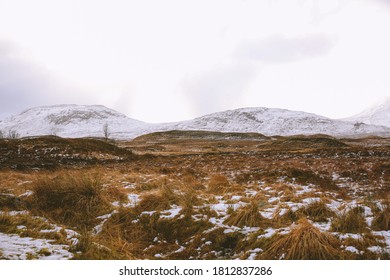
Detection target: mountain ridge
<box><xmin>1</xmin><ymin>103</ymin><xmax>389</xmax><ymax>139</ymax></box>
<box><xmin>343</xmin><ymin>98</ymin><xmax>390</xmax><ymax>128</ymax></box>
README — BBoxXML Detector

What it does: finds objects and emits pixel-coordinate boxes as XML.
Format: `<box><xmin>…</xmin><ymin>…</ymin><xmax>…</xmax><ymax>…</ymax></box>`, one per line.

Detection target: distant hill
<box><xmin>1</xmin><ymin>104</ymin><xmax>389</xmax><ymax>139</ymax></box>
<box><xmin>343</xmin><ymin>98</ymin><xmax>390</xmax><ymax>128</ymax></box>
<box><xmin>167</xmin><ymin>107</ymin><xmax>390</xmax><ymax>137</ymax></box>
<box><xmin>0</xmin><ymin>104</ymin><xmax>151</xmax><ymax>139</ymax></box>
<box><xmin>132</xmin><ymin>130</ymin><xmax>269</xmax><ymax>142</ymax></box>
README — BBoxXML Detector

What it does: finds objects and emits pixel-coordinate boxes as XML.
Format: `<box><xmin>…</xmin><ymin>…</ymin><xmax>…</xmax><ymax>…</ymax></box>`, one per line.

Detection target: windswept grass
<box><xmin>137</xmin><ymin>183</ymin><xmax>178</xmax><ymax>212</ymax></box>
<box><xmin>29</xmin><ymin>173</ymin><xmax>111</xmax><ymax>229</ymax></box>
<box><xmin>331</xmin><ymin>207</ymin><xmax>368</xmax><ymax>234</ymax></box>
<box><xmin>0</xmin><ymin>194</ymin><xmax>26</xmax><ymax>210</ymax></box>
<box><xmin>286</xmin><ymin>168</ymin><xmax>338</xmax><ymax>190</ymax></box>
<box><xmin>372</xmin><ymin>201</ymin><xmax>390</xmax><ymax>231</ymax></box>
<box><xmin>208</xmin><ymin>174</ymin><xmax>230</xmax><ymax>193</ymax></box>
<box><xmin>300</xmin><ymin>200</ymin><xmax>335</xmax><ymax>222</ymax></box>
<box><xmin>259</xmin><ymin>219</ymin><xmax>342</xmax><ymax>260</ymax></box>
<box><xmin>224</xmin><ymin>200</ymin><xmax>266</xmax><ymax>228</ymax></box>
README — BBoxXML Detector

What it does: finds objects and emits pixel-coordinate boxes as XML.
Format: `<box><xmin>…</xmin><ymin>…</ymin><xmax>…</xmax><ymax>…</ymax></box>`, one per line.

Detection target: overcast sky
<box><xmin>0</xmin><ymin>0</ymin><xmax>389</xmax><ymax>122</ymax></box>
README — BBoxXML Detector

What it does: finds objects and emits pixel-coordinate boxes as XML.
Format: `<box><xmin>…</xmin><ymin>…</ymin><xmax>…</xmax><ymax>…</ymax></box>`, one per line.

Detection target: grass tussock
<box><xmin>0</xmin><ymin>194</ymin><xmax>26</xmax><ymax>210</ymax></box>
<box><xmin>259</xmin><ymin>219</ymin><xmax>342</xmax><ymax>260</ymax></box>
<box><xmin>73</xmin><ymin>231</ymin><xmax>133</xmax><ymax>260</ymax></box>
<box><xmin>224</xmin><ymin>200</ymin><xmax>266</xmax><ymax>228</ymax></box>
<box><xmin>29</xmin><ymin>173</ymin><xmax>111</xmax><ymax>229</ymax></box>
<box><xmin>97</xmin><ymin>207</ymin><xmax>212</xmax><ymax>259</ymax></box>
<box><xmin>372</xmin><ymin>202</ymin><xmax>390</xmax><ymax>231</ymax></box>
<box><xmin>182</xmin><ymin>175</ymin><xmax>205</xmax><ymax>191</ymax></box>
<box><xmin>331</xmin><ymin>207</ymin><xmax>368</xmax><ymax>234</ymax></box>
<box><xmin>178</xmin><ymin>189</ymin><xmax>200</xmax><ymax>218</ymax></box>
<box><xmin>137</xmin><ymin>184</ymin><xmax>178</xmax><ymax>212</ymax></box>
<box><xmin>0</xmin><ymin>213</ymin><xmax>14</xmax><ymax>233</ymax></box>
<box><xmin>300</xmin><ymin>200</ymin><xmax>336</xmax><ymax>222</ymax></box>
<box><xmin>287</xmin><ymin>168</ymin><xmax>338</xmax><ymax>190</ymax></box>
<box><xmin>208</xmin><ymin>174</ymin><xmax>230</xmax><ymax>193</ymax></box>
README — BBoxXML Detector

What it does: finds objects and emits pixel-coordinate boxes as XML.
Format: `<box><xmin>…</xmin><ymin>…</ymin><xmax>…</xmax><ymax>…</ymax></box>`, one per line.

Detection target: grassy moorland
<box><xmin>0</xmin><ymin>132</ymin><xmax>389</xmax><ymax>259</ymax></box>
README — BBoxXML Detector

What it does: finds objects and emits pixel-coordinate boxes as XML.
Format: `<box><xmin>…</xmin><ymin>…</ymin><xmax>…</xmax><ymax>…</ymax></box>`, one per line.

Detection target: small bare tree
<box><xmin>0</xmin><ymin>130</ymin><xmax>3</xmax><ymax>139</ymax></box>
<box><xmin>103</xmin><ymin>123</ymin><xmax>110</xmax><ymax>141</ymax></box>
<box><xmin>8</xmin><ymin>129</ymin><xmax>20</xmax><ymax>139</ymax></box>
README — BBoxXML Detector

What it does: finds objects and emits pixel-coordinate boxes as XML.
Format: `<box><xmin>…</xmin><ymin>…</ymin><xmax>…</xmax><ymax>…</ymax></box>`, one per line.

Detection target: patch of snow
<box><xmin>367</xmin><ymin>246</ymin><xmax>384</xmax><ymax>254</ymax></box>
<box><xmin>345</xmin><ymin>246</ymin><xmax>360</xmax><ymax>254</ymax></box>
<box><xmin>268</xmin><ymin>197</ymin><xmax>279</xmax><ymax>203</ymax></box>
<box><xmin>0</xmin><ymin>232</ymin><xmax>73</xmax><ymax>260</ymax></box>
<box><xmin>160</xmin><ymin>206</ymin><xmax>182</xmax><ymax>219</ymax></box>
<box><xmin>296</xmin><ymin>185</ymin><xmax>315</xmax><ymax>195</ymax></box>
<box><xmin>301</xmin><ymin>197</ymin><xmax>321</xmax><ymax>204</ymax></box>
<box><xmin>126</xmin><ymin>194</ymin><xmax>140</xmax><ymax>207</ymax></box>
<box><xmin>18</xmin><ymin>191</ymin><xmax>33</xmax><ymax>197</ymax></box>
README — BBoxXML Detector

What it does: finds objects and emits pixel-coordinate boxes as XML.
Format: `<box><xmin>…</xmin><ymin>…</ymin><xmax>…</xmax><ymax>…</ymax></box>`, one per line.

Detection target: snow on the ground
<box><xmin>0</xmin><ymin>232</ymin><xmax>73</xmax><ymax>260</ymax></box>
<box><xmin>126</xmin><ymin>194</ymin><xmax>140</xmax><ymax>207</ymax></box>
<box><xmin>344</xmin><ymin>246</ymin><xmax>361</xmax><ymax>254</ymax></box>
<box><xmin>160</xmin><ymin>206</ymin><xmax>182</xmax><ymax>219</ymax></box>
<box><xmin>372</xmin><ymin>231</ymin><xmax>390</xmax><ymax>253</ymax></box>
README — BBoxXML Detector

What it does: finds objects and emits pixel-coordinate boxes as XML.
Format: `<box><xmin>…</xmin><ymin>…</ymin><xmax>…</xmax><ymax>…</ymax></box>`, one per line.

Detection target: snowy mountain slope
<box><xmin>167</xmin><ymin>107</ymin><xmax>390</xmax><ymax>137</ymax></box>
<box><xmin>0</xmin><ymin>104</ymin><xmax>152</xmax><ymax>139</ymax></box>
<box><xmin>343</xmin><ymin>98</ymin><xmax>390</xmax><ymax>127</ymax></box>
<box><xmin>1</xmin><ymin>104</ymin><xmax>389</xmax><ymax>139</ymax></box>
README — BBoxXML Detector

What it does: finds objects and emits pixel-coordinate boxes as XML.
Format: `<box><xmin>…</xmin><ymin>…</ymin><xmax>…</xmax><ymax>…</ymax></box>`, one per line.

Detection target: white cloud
<box><xmin>0</xmin><ymin>40</ymin><xmax>93</xmax><ymax>117</ymax></box>
<box><xmin>180</xmin><ymin>62</ymin><xmax>257</xmax><ymax>116</ymax></box>
<box><xmin>235</xmin><ymin>34</ymin><xmax>336</xmax><ymax>63</ymax></box>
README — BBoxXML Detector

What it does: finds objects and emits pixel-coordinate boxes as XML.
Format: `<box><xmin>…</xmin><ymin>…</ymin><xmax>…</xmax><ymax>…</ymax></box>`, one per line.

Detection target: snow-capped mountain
<box><xmin>1</xmin><ymin>104</ymin><xmax>389</xmax><ymax>139</ymax></box>
<box><xmin>0</xmin><ymin>104</ymin><xmax>152</xmax><ymax>139</ymax></box>
<box><xmin>343</xmin><ymin>98</ymin><xmax>390</xmax><ymax>128</ymax></box>
<box><xmin>168</xmin><ymin>107</ymin><xmax>390</xmax><ymax>137</ymax></box>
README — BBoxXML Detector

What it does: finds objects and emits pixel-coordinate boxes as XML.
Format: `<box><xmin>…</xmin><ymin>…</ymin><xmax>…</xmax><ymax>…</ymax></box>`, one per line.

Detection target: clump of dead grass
<box><xmin>96</xmin><ymin>207</ymin><xmax>212</xmax><ymax>259</ymax></box>
<box><xmin>207</xmin><ymin>174</ymin><xmax>230</xmax><ymax>193</ymax></box>
<box><xmin>0</xmin><ymin>213</ymin><xmax>14</xmax><ymax>233</ymax></box>
<box><xmin>29</xmin><ymin>173</ymin><xmax>111</xmax><ymax>229</ymax></box>
<box><xmin>372</xmin><ymin>201</ymin><xmax>390</xmax><ymax>231</ymax></box>
<box><xmin>224</xmin><ymin>200</ymin><xmax>267</xmax><ymax>227</ymax></box>
<box><xmin>300</xmin><ymin>200</ymin><xmax>336</xmax><ymax>222</ymax></box>
<box><xmin>137</xmin><ymin>184</ymin><xmax>178</xmax><ymax>212</ymax></box>
<box><xmin>182</xmin><ymin>175</ymin><xmax>205</xmax><ymax>191</ymax></box>
<box><xmin>0</xmin><ymin>193</ymin><xmax>26</xmax><ymax>210</ymax></box>
<box><xmin>259</xmin><ymin>218</ymin><xmax>342</xmax><ymax>260</ymax></box>
<box><xmin>286</xmin><ymin>168</ymin><xmax>338</xmax><ymax>190</ymax></box>
<box><xmin>331</xmin><ymin>207</ymin><xmax>368</xmax><ymax>233</ymax></box>
<box><xmin>178</xmin><ymin>188</ymin><xmax>201</xmax><ymax>218</ymax></box>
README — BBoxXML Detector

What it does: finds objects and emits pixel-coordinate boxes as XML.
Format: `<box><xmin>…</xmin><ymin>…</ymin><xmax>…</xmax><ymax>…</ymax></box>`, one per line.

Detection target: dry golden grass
<box><xmin>94</xmin><ymin>207</ymin><xmax>212</xmax><ymax>259</ymax></box>
<box><xmin>0</xmin><ymin>170</ymin><xmax>37</xmax><ymax>195</ymax></box>
<box><xmin>340</xmin><ymin>232</ymin><xmax>383</xmax><ymax>259</ymax></box>
<box><xmin>224</xmin><ymin>200</ymin><xmax>267</xmax><ymax>228</ymax></box>
<box><xmin>181</xmin><ymin>175</ymin><xmax>205</xmax><ymax>191</ymax></box>
<box><xmin>73</xmin><ymin>230</ymin><xmax>135</xmax><ymax>260</ymax></box>
<box><xmin>372</xmin><ymin>201</ymin><xmax>390</xmax><ymax>231</ymax></box>
<box><xmin>0</xmin><ymin>193</ymin><xmax>26</xmax><ymax>210</ymax></box>
<box><xmin>0</xmin><ymin>213</ymin><xmax>14</xmax><ymax>233</ymax></box>
<box><xmin>331</xmin><ymin>207</ymin><xmax>369</xmax><ymax>234</ymax></box>
<box><xmin>178</xmin><ymin>188</ymin><xmax>201</xmax><ymax>218</ymax></box>
<box><xmin>299</xmin><ymin>200</ymin><xmax>336</xmax><ymax>222</ymax></box>
<box><xmin>259</xmin><ymin>219</ymin><xmax>342</xmax><ymax>260</ymax></box>
<box><xmin>29</xmin><ymin>172</ymin><xmax>112</xmax><ymax>229</ymax></box>
<box><xmin>0</xmin><ymin>135</ymin><xmax>388</xmax><ymax>260</ymax></box>
<box><xmin>137</xmin><ymin>183</ymin><xmax>178</xmax><ymax>212</ymax></box>
<box><xmin>207</xmin><ymin>174</ymin><xmax>230</xmax><ymax>193</ymax></box>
